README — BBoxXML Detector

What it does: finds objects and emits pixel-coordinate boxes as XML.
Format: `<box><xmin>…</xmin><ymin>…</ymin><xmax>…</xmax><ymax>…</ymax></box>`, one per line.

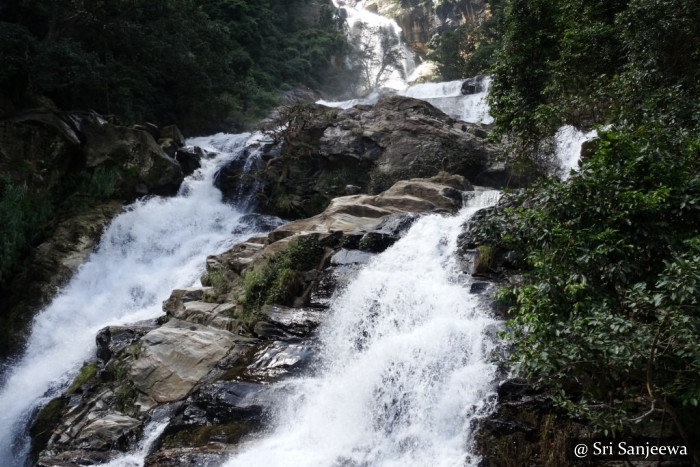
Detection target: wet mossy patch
<box><xmin>160</xmin><ymin>422</ymin><xmax>256</xmax><ymax>448</ymax></box>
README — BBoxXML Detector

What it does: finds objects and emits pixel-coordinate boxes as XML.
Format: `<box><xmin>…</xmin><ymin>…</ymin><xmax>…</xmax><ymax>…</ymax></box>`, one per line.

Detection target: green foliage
<box><xmin>0</xmin><ymin>175</ymin><xmax>54</xmax><ymax>284</ymax></box>
<box><xmin>115</xmin><ymin>383</ymin><xmax>137</xmax><ymax>413</ymax></box>
<box><xmin>29</xmin><ymin>397</ymin><xmax>66</xmax><ymax>451</ymax></box>
<box><xmin>488</xmin><ymin>0</ymin><xmax>700</xmax><ymax>165</ymax></box>
<box><xmin>67</xmin><ymin>362</ymin><xmax>98</xmax><ymax>394</ymax></box>
<box><xmin>0</xmin><ymin>0</ymin><xmax>350</xmax><ymax>134</ymax></box>
<box><xmin>475</xmin><ymin>244</ymin><xmax>495</xmax><ymax>273</ymax></box>
<box><xmin>471</xmin><ymin>127</ymin><xmax>700</xmax><ymax>433</ymax></box>
<box><xmin>240</xmin><ymin>235</ymin><xmax>324</xmax><ymax>311</ymax></box>
<box><xmin>201</xmin><ymin>269</ymin><xmax>231</xmax><ymax>294</ymax></box>
<box><xmin>427</xmin><ymin>0</ymin><xmax>506</xmax><ymax>79</ymax></box>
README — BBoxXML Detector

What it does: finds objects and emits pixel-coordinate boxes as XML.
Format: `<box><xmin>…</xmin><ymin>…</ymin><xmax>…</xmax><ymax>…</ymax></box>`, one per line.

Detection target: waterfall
<box><xmin>0</xmin><ymin>132</ymin><xmax>275</xmax><ymax>466</ymax></box>
<box><xmin>320</xmin><ymin>2</ymin><xmax>493</xmax><ymax>126</ymax></box>
<box><xmin>333</xmin><ymin>0</ymin><xmax>416</xmax><ymax>92</ymax></box>
<box><xmin>318</xmin><ymin>77</ymin><xmax>493</xmax><ymax>125</ymax></box>
<box><xmin>224</xmin><ymin>190</ymin><xmax>502</xmax><ymax>467</ymax></box>
<box><xmin>95</xmin><ymin>420</ymin><xmax>170</xmax><ymax>467</ymax></box>
<box><xmin>554</xmin><ymin>125</ymin><xmax>598</xmax><ymax>179</ymax></box>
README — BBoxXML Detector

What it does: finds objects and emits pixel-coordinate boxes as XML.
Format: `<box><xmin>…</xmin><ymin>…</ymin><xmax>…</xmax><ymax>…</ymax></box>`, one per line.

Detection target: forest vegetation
<box><xmin>0</xmin><ymin>0</ymin><xmax>349</xmax><ymax>135</ymax></box>
<box><xmin>468</xmin><ymin>0</ymin><xmax>700</xmax><ymax>443</ymax></box>
<box><xmin>1</xmin><ymin>0</ymin><xmax>699</xmax><ymax>448</ymax></box>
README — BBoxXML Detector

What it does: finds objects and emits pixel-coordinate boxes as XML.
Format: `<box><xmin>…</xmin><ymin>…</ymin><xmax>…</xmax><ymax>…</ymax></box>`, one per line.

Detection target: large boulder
<box><xmin>461</xmin><ymin>75</ymin><xmax>487</xmax><ymax>95</ymax></box>
<box><xmin>129</xmin><ymin>319</ymin><xmax>237</xmax><ymax>406</ymax></box>
<box><xmin>216</xmin><ymin>95</ymin><xmax>499</xmax><ymax>219</ymax></box>
<box><xmin>269</xmin><ymin>173</ymin><xmax>471</xmax><ymax>240</ymax></box>
<box><xmin>82</xmin><ymin>118</ymin><xmax>183</xmax><ymax>196</ymax></box>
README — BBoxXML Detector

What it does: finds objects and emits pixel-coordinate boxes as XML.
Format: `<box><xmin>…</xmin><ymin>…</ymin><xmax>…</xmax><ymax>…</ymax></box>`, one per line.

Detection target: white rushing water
<box><xmin>95</xmin><ymin>420</ymin><xmax>170</xmax><ymax>467</ymax></box>
<box><xmin>318</xmin><ymin>76</ymin><xmax>493</xmax><ymax>125</ymax></box>
<box><xmin>333</xmin><ymin>0</ymin><xmax>416</xmax><ymax>91</ymax></box>
<box><xmin>554</xmin><ymin>125</ymin><xmax>598</xmax><ymax>179</ymax></box>
<box><xmin>0</xmin><ymin>132</ymin><xmax>271</xmax><ymax>466</ymax></box>
<box><xmin>225</xmin><ymin>190</ymin><xmax>502</xmax><ymax>467</ymax></box>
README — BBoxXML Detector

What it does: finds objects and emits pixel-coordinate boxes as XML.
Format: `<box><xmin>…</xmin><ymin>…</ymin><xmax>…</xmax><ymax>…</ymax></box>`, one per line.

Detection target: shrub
<box><xmin>471</xmin><ymin>127</ymin><xmax>700</xmax><ymax>435</ymax></box>
<box><xmin>240</xmin><ymin>235</ymin><xmax>325</xmax><ymax>311</ymax></box>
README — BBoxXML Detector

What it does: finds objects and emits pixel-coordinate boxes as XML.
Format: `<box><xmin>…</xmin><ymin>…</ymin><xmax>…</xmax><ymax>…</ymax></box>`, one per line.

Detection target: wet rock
<box><xmin>359</xmin><ymin>231</ymin><xmax>397</xmax><ymax>253</ymax></box>
<box><xmin>206</xmin><ymin>241</ymin><xmax>266</xmax><ymax>276</ymax></box>
<box><xmin>243</xmin><ymin>340</ymin><xmax>318</xmax><ymax>381</ymax></box>
<box><xmin>129</xmin><ymin>319</ymin><xmax>237</xmax><ymax>405</ymax></box>
<box><xmin>174</xmin><ymin>146</ymin><xmax>203</xmax><ymax>176</ymax></box>
<box><xmin>71</xmin><ymin>412</ymin><xmax>141</xmax><ymax>451</ymax></box>
<box><xmin>469</xmin><ymin>282</ymin><xmax>490</xmax><ymax>294</ymax></box>
<box><xmin>232</xmin><ymin>214</ymin><xmax>286</xmax><ymax>236</ymax></box>
<box><xmin>172</xmin><ymin>380</ymin><xmax>266</xmax><ymax>427</ymax></box>
<box><xmin>330</xmin><ymin>249</ymin><xmax>375</xmax><ymax>266</ymax></box>
<box><xmin>96</xmin><ymin>323</ymin><xmax>156</xmax><ymax>364</ymax></box>
<box><xmin>232</xmin><ymin>94</ymin><xmax>500</xmax><ymax>219</ymax></box>
<box><xmin>82</xmin><ymin>118</ymin><xmax>183</xmax><ymax>196</ymax></box>
<box><xmin>262</xmin><ymin>305</ymin><xmax>325</xmax><ymax>336</ymax></box>
<box><xmin>461</xmin><ymin>75</ymin><xmax>487</xmax><ymax>95</ymax></box>
<box><xmin>213</xmin><ymin>146</ymin><xmax>264</xmax><ymax>205</ymax></box>
<box><xmin>252</xmin><ymin>320</ymin><xmax>289</xmax><ymax>340</ymax></box>
<box><xmin>159</xmin><ymin>125</ymin><xmax>185</xmax><ymax>147</ymax></box>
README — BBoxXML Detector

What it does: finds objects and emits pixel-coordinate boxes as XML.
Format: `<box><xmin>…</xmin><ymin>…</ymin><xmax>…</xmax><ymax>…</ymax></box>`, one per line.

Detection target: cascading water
<box><xmin>0</xmin><ymin>132</ymin><xmax>275</xmax><ymax>466</ymax></box>
<box><xmin>320</xmin><ymin>1</ymin><xmax>493</xmax><ymax>126</ymax></box>
<box><xmin>333</xmin><ymin>0</ymin><xmax>416</xmax><ymax>91</ymax></box>
<box><xmin>401</xmin><ymin>78</ymin><xmax>494</xmax><ymax>124</ymax></box>
<box><xmin>318</xmin><ymin>77</ymin><xmax>494</xmax><ymax>125</ymax></box>
<box><xmin>224</xmin><ymin>190</ymin><xmax>502</xmax><ymax>467</ymax></box>
<box><xmin>96</xmin><ymin>420</ymin><xmax>170</xmax><ymax>467</ymax></box>
<box><xmin>554</xmin><ymin>125</ymin><xmax>598</xmax><ymax>178</ymax></box>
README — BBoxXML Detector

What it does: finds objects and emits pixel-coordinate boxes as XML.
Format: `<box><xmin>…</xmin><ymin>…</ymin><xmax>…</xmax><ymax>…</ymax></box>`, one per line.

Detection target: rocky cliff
<box><xmin>0</xmin><ymin>110</ymin><xmax>191</xmax><ymax>358</ymax></box>
<box><xmin>362</xmin><ymin>0</ymin><xmax>488</xmax><ymax>57</ymax></box>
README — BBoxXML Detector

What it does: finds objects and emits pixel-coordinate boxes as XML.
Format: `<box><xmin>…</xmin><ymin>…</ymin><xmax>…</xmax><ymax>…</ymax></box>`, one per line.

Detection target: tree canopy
<box><xmin>471</xmin><ymin>0</ymin><xmax>700</xmax><ymax>444</ymax></box>
<box><xmin>0</xmin><ymin>0</ymin><xmax>350</xmax><ymax>134</ymax></box>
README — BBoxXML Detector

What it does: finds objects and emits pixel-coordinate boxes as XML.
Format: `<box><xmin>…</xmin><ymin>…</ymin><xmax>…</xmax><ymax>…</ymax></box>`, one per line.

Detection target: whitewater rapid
<box><xmin>224</xmin><ymin>190</ymin><xmax>502</xmax><ymax>467</ymax></box>
<box><xmin>0</xmin><ymin>132</ymin><xmax>272</xmax><ymax>466</ymax></box>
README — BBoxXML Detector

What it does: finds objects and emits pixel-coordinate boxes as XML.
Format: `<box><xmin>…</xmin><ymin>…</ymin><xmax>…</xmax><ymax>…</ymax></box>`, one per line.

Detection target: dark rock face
<box><xmin>81</xmin><ymin>118</ymin><xmax>183</xmax><ymax>196</ymax></box>
<box><xmin>461</xmin><ymin>75</ymin><xmax>487</xmax><ymax>95</ymax></box>
<box><xmin>364</xmin><ymin>0</ymin><xmax>488</xmax><ymax>58</ymax></box>
<box><xmin>174</xmin><ymin>146</ymin><xmax>204</xmax><ymax>176</ymax></box>
<box><xmin>476</xmin><ymin>378</ymin><xmax>696</xmax><ymax>467</ymax></box>
<box><xmin>213</xmin><ymin>145</ymin><xmax>264</xmax><ymax>207</ymax></box>
<box><xmin>96</xmin><ymin>323</ymin><xmax>157</xmax><ymax>364</ymax></box>
<box><xmin>214</xmin><ymin>95</ymin><xmax>501</xmax><ymax>219</ymax></box>
<box><xmin>0</xmin><ymin>110</ymin><xmax>189</xmax><ymax>360</ymax></box>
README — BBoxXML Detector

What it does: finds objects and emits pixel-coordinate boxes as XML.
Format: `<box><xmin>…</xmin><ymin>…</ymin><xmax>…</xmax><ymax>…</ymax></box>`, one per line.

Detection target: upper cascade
<box><xmin>318</xmin><ymin>76</ymin><xmax>493</xmax><ymax>125</ymax></box>
<box><xmin>323</xmin><ymin>2</ymin><xmax>493</xmax><ymax>125</ymax></box>
<box><xmin>333</xmin><ymin>0</ymin><xmax>416</xmax><ymax>91</ymax></box>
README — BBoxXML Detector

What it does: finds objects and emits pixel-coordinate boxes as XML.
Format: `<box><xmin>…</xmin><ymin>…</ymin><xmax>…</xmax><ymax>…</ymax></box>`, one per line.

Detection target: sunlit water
<box><xmin>554</xmin><ymin>125</ymin><xmax>598</xmax><ymax>178</ymax></box>
<box><xmin>224</xmin><ymin>191</ymin><xmax>502</xmax><ymax>467</ymax></box>
<box><xmin>0</xmin><ymin>132</ymin><xmax>273</xmax><ymax>466</ymax></box>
